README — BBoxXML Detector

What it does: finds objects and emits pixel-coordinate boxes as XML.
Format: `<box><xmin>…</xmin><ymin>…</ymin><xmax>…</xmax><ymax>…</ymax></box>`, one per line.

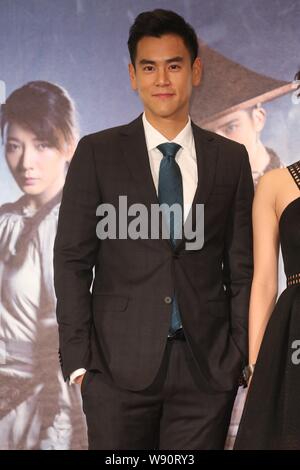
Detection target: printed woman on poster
<box><xmin>0</xmin><ymin>81</ymin><xmax>85</xmax><ymax>449</ymax></box>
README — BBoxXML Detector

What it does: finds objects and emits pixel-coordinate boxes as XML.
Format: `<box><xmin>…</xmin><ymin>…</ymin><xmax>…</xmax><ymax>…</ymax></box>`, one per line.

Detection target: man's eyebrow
<box><xmin>219</xmin><ymin>118</ymin><xmax>239</xmax><ymax>128</ymax></box>
<box><xmin>138</xmin><ymin>56</ymin><xmax>184</xmax><ymax>65</ymax></box>
<box><xmin>165</xmin><ymin>56</ymin><xmax>184</xmax><ymax>63</ymax></box>
<box><xmin>7</xmin><ymin>136</ymin><xmax>45</xmax><ymax>142</ymax></box>
<box><xmin>7</xmin><ymin>137</ymin><xmax>21</xmax><ymax>142</ymax></box>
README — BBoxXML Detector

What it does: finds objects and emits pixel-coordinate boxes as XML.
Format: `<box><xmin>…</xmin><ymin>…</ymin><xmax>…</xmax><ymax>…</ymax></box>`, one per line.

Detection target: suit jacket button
<box><xmin>164</xmin><ymin>296</ymin><xmax>172</xmax><ymax>304</ymax></box>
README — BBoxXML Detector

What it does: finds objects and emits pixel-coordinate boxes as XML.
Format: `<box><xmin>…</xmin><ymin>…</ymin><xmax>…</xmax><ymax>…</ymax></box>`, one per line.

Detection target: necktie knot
<box><xmin>157</xmin><ymin>142</ymin><xmax>181</xmax><ymax>159</ymax></box>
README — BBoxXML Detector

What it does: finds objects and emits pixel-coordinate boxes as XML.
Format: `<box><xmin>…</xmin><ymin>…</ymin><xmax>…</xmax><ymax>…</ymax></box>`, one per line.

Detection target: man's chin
<box><xmin>19</xmin><ymin>186</ymin><xmax>42</xmax><ymax>196</ymax></box>
<box><xmin>148</xmin><ymin>108</ymin><xmax>180</xmax><ymax>120</ymax></box>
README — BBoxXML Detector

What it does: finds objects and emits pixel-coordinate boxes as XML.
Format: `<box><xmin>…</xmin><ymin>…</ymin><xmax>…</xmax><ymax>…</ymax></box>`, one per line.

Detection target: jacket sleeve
<box><xmin>54</xmin><ymin>136</ymin><xmax>101</xmax><ymax>380</ymax></box>
<box><xmin>223</xmin><ymin>145</ymin><xmax>254</xmax><ymax>364</ymax></box>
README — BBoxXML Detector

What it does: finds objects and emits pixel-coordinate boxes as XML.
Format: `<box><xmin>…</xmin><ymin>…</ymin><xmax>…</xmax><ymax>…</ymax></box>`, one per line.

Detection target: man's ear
<box><xmin>128</xmin><ymin>63</ymin><xmax>138</xmax><ymax>91</ymax></box>
<box><xmin>252</xmin><ymin>106</ymin><xmax>267</xmax><ymax>133</ymax></box>
<box><xmin>192</xmin><ymin>57</ymin><xmax>202</xmax><ymax>87</ymax></box>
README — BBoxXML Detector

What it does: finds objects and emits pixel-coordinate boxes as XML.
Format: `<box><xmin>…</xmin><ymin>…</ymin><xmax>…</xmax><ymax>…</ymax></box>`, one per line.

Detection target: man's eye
<box><xmin>6</xmin><ymin>143</ymin><xmax>20</xmax><ymax>152</ymax></box>
<box><xmin>143</xmin><ymin>66</ymin><xmax>154</xmax><ymax>72</ymax></box>
<box><xmin>36</xmin><ymin>142</ymin><xmax>49</xmax><ymax>151</ymax></box>
<box><xmin>169</xmin><ymin>64</ymin><xmax>180</xmax><ymax>70</ymax></box>
<box><xmin>225</xmin><ymin>124</ymin><xmax>237</xmax><ymax>134</ymax></box>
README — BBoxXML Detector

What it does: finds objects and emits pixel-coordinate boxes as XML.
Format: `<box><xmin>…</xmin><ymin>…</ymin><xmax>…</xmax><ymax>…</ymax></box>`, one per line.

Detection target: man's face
<box><xmin>205</xmin><ymin>108</ymin><xmax>266</xmax><ymax>161</ymax></box>
<box><xmin>129</xmin><ymin>34</ymin><xmax>201</xmax><ymax>123</ymax></box>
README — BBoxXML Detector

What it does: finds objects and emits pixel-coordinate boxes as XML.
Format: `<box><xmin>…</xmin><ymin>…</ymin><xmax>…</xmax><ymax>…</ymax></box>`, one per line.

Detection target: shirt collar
<box><xmin>142</xmin><ymin>112</ymin><xmax>193</xmax><ymax>153</ymax></box>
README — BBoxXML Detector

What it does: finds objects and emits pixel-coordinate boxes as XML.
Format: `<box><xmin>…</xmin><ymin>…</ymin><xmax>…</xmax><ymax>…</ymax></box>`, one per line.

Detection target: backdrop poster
<box><xmin>0</xmin><ymin>0</ymin><xmax>299</xmax><ymax>450</ymax></box>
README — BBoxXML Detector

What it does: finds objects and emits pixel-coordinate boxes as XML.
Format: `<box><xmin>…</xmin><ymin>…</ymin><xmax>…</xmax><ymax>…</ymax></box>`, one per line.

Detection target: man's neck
<box><xmin>144</xmin><ymin>112</ymin><xmax>189</xmax><ymax>141</ymax></box>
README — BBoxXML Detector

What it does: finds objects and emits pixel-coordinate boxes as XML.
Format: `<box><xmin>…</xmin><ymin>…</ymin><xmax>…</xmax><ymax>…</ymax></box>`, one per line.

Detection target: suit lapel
<box><xmin>120</xmin><ymin>115</ymin><xmax>158</xmax><ymax>207</ymax></box>
<box><xmin>192</xmin><ymin>122</ymin><xmax>219</xmax><ymax>206</ymax></box>
<box><xmin>175</xmin><ymin>123</ymin><xmax>219</xmax><ymax>251</ymax></box>
<box><xmin>120</xmin><ymin>115</ymin><xmax>171</xmax><ymax>249</ymax></box>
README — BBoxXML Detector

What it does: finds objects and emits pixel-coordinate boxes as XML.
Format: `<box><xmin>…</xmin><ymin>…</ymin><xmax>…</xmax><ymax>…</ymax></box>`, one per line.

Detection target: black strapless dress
<box><xmin>234</xmin><ymin>161</ymin><xmax>300</xmax><ymax>450</ymax></box>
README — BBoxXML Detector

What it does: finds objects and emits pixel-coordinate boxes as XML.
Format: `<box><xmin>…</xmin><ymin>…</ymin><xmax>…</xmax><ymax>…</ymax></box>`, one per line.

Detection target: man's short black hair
<box><xmin>128</xmin><ymin>9</ymin><xmax>199</xmax><ymax>67</ymax></box>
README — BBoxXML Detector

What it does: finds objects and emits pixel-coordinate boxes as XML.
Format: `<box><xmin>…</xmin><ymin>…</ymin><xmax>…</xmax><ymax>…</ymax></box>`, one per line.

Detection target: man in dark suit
<box><xmin>54</xmin><ymin>9</ymin><xmax>253</xmax><ymax>450</ymax></box>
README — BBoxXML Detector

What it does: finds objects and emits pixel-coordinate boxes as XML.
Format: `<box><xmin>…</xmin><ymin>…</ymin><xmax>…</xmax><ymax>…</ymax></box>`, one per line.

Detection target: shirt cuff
<box><xmin>69</xmin><ymin>368</ymin><xmax>87</xmax><ymax>385</ymax></box>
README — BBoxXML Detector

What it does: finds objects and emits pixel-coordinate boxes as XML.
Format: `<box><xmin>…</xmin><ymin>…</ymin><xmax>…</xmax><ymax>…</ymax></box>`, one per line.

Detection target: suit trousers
<box><xmin>81</xmin><ymin>338</ymin><xmax>237</xmax><ymax>450</ymax></box>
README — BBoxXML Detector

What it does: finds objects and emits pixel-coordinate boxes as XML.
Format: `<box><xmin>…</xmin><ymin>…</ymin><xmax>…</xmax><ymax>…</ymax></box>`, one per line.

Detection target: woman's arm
<box><xmin>248</xmin><ymin>171</ymin><xmax>280</xmax><ymax>366</ymax></box>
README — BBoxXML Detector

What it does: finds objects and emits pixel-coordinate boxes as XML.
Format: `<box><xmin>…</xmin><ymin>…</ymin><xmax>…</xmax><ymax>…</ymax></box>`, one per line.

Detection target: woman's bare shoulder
<box><xmin>255</xmin><ymin>168</ymin><xmax>287</xmax><ymax>199</ymax></box>
<box><xmin>258</xmin><ymin>167</ymin><xmax>289</xmax><ymax>186</ymax></box>
<box><xmin>257</xmin><ymin>168</ymin><xmax>291</xmax><ymax>196</ymax></box>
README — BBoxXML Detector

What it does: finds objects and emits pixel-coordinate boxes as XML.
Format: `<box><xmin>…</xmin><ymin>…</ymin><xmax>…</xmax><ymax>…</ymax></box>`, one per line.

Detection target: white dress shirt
<box><xmin>142</xmin><ymin>112</ymin><xmax>198</xmax><ymax>222</ymax></box>
<box><xmin>70</xmin><ymin>113</ymin><xmax>198</xmax><ymax>384</ymax></box>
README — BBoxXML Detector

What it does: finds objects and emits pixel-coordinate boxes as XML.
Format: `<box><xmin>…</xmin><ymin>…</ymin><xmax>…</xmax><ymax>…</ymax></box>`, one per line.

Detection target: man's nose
<box><xmin>19</xmin><ymin>146</ymin><xmax>35</xmax><ymax>170</ymax></box>
<box><xmin>155</xmin><ymin>67</ymin><xmax>170</xmax><ymax>86</ymax></box>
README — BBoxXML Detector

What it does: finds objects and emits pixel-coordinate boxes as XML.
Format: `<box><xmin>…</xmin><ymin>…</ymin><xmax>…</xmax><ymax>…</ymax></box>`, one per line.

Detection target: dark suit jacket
<box><xmin>54</xmin><ymin>115</ymin><xmax>253</xmax><ymax>392</ymax></box>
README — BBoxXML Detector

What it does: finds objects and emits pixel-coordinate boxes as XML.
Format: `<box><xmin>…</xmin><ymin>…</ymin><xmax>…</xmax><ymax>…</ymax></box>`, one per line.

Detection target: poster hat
<box><xmin>191</xmin><ymin>41</ymin><xmax>295</xmax><ymax>126</ymax></box>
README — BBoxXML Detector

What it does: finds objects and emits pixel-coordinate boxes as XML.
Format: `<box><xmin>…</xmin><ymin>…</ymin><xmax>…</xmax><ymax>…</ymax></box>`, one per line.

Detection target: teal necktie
<box><xmin>157</xmin><ymin>142</ymin><xmax>183</xmax><ymax>334</ymax></box>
